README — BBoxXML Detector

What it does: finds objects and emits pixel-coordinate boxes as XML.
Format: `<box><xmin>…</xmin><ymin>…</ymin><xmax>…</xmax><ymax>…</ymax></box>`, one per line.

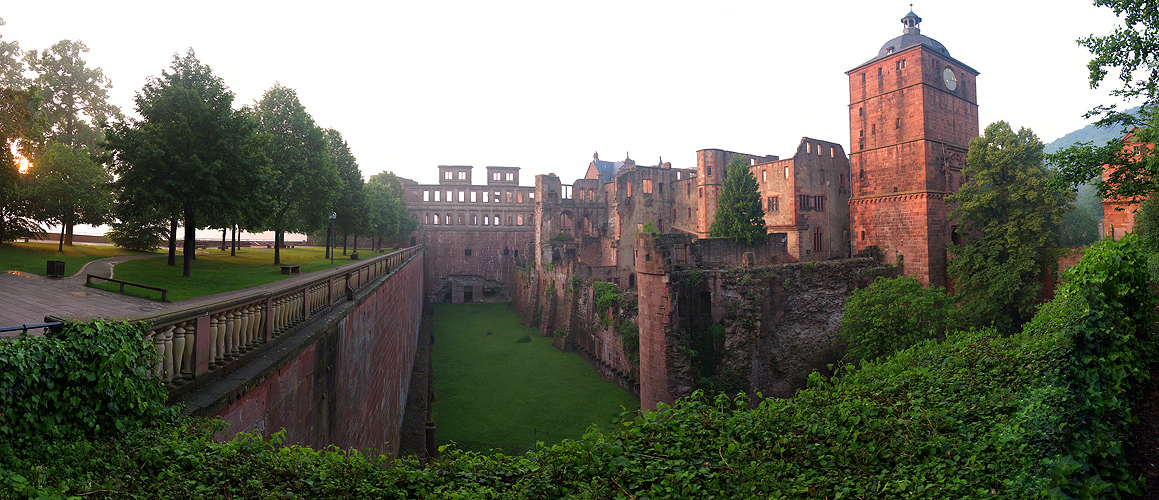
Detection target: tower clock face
<box><xmin>943</xmin><ymin>67</ymin><xmax>958</xmax><ymax>91</ymax></box>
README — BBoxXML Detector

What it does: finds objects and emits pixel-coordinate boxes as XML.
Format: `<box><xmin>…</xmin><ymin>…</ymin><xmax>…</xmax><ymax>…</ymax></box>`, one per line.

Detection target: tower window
<box><xmin>871</xmin><ymin>124</ymin><xmax>876</xmax><ymax>135</ymax></box>
<box><xmin>878</xmin><ymin>67</ymin><xmax>883</xmax><ymax>76</ymax></box>
<box><xmin>859</xmin><ymin>107</ymin><xmax>863</xmax><ymax>116</ymax></box>
<box><xmin>465</xmin><ymin>249</ymin><xmax>472</xmax><ymax>256</ymax></box>
<box><xmin>458</xmin><ymin>171</ymin><xmax>466</xmax><ymax>180</ymax></box>
<box><xmin>767</xmin><ymin>196</ymin><xmax>779</xmax><ymax>212</ymax></box>
<box><xmin>707</xmin><ymin>166</ymin><xmax>713</xmax><ymax>176</ymax></box>
<box><xmin>896</xmin><ymin>118</ymin><xmax>901</xmax><ymax>129</ymax></box>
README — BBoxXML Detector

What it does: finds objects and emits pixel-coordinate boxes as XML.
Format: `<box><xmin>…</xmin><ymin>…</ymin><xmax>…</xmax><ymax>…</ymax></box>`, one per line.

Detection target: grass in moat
<box><xmin>0</xmin><ymin>241</ymin><xmax>153</xmax><ymax>276</ymax></box>
<box><xmin>431</xmin><ymin>302</ymin><xmax>639</xmax><ymax>454</ymax></box>
<box><xmin>88</xmin><ymin>246</ymin><xmax>393</xmax><ymax>302</ymax></box>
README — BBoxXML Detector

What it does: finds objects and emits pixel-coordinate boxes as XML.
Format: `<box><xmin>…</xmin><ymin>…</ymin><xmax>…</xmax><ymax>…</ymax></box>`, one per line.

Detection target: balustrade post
<box><xmin>226</xmin><ymin>309</ymin><xmax>239</xmax><ymax>359</ymax></box>
<box><xmin>181</xmin><ymin>320</ymin><xmax>196</xmax><ymax>381</ymax></box>
<box><xmin>211</xmin><ymin>313</ymin><xmax>225</xmax><ymax>368</ymax></box>
<box><xmin>171</xmin><ymin>323</ymin><xmax>187</xmax><ymax>385</ymax></box>
<box><xmin>150</xmin><ymin>328</ymin><xmax>166</xmax><ymax>378</ymax></box>
<box><xmin>158</xmin><ymin>325</ymin><xmax>175</xmax><ymax>384</ymax></box>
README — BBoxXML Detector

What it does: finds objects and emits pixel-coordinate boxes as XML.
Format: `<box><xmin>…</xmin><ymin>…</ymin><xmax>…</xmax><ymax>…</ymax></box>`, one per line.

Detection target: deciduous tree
<box><xmin>0</xmin><ymin>87</ymin><xmax>41</xmax><ymax>243</ymax></box>
<box><xmin>254</xmin><ymin>84</ymin><xmax>338</xmax><ymax>265</ymax></box>
<box><xmin>327</xmin><ymin>128</ymin><xmax>365</xmax><ymax>255</ymax></box>
<box><xmin>708</xmin><ymin>155</ymin><xmax>766</xmax><ymax>245</ymax></box>
<box><xmin>948</xmin><ymin>121</ymin><xmax>1069</xmax><ymax>333</ymax></box>
<box><xmin>105</xmin><ymin>49</ymin><xmax>267</xmax><ymax>277</ymax></box>
<box><xmin>366</xmin><ymin>172</ymin><xmax>414</xmax><ymax>248</ymax></box>
<box><xmin>28</xmin><ymin>142</ymin><xmax>112</xmax><ymax>251</ymax></box>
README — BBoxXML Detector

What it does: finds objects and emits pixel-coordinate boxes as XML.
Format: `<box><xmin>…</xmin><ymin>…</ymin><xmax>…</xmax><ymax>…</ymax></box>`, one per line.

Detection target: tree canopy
<box><xmin>254</xmin><ymin>83</ymin><xmax>339</xmax><ymax>265</ymax></box>
<box><xmin>708</xmin><ymin>155</ymin><xmax>766</xmax><ymax>245</ymax></box>
<box><xmin>1049</xmin><ymin>3</ymin><xmax>1159</xmax><ymax>204</ymax></box>
<box><xmin>948</xmin><ymin>121</ymin><xmax>1070</xmax><ymax>333</ymax></box>
<box><xmin>28</xmin><ymin>142</ymin><xmax>112</xmax><ymax>250</ymax></box>
<box><xmin>25</xmin><ymin>39</ymin><xmax>121</xmax><ymax>151</ymax></box>
<box><xmin>104</xmin><ymin>49</ymin><xmax>267</xmax><ymax>277</ymax></box>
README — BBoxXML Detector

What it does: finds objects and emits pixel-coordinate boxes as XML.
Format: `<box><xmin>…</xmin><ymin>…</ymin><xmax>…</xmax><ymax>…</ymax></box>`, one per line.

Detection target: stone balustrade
<box><xmin>133</xmin><ymin>246</ymin><xmax>421</xmax><ymax>393</ymax></box>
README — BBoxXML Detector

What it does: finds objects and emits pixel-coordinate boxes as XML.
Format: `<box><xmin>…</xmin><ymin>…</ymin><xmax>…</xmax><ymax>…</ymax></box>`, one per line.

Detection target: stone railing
<box><xmin>130</xmin><ymin>246</ymin><xmax>422</xmax><ymax>393</ymax></box>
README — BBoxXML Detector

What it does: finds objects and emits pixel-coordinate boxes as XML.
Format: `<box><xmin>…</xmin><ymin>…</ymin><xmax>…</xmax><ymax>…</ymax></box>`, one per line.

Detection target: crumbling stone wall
<box><xmin>636</xmin><ymin>233</ymin><xmax>889</xmax><ymax>409</ymax></box>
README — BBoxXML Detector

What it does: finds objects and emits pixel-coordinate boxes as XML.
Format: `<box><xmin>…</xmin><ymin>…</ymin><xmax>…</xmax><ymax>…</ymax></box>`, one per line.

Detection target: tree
<box><xmin>0</xmin><ymin>18</ymin><xmax>28</xmax><ymax>89</ymax></box>
<box><xmin>104</xmin><ymin>49</ymin><xmax>268</xmax><ymax>277</ymax></box>
<box><xmin>366</xmin><ymin>172</ymin><xmax>414</xmax><ymax>248</ymax></box>
<box><xmin>838</xmin><ymin>275</ymin><xmax>958</xmax><ymax>363</ymax></box>
<box><xmin>25</xmin><ymin>40</ymin><xmax>121</xmax><ymax>150</ymax></box>
<box><xmin>0</xmin><ymin>87</ymin><xmax>41</xmax><ymax>243</ymax></box>
<box><xmin>326</xmin><ymin>128</ymin><xmax>365</xmax><ymax>255</ymax></box>
<box><xmin>25</xmin><ymin>39</ymin><xmax>123</xmax><ymax>246</ymax></box>
<box><xmin>708</xmin><ymin>155</ymin><xmax>766</xmax><ymax>245</ymax></box>
<box><xmin>947</xmin><ymin>121</ymin><xmax>1070</xmax><ymax>333</ymax></box>
<box><xmin>254</xmin><ymin>84</ymin><xmax>338</xmax><ymax>265</ymax></box>
<box><xmin>27</xmin><ymin>142</ymin><xmax>112</xmax><ymax>251</ymax></box>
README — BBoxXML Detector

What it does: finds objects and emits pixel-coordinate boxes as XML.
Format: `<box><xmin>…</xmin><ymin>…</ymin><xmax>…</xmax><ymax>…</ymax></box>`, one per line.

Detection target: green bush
<box><xmin>0</xmin><ymin>321</ymin><xmax>177</xmax><ymax>451</ymax></box>
<box><xmin>837</xmin><ymin>275</ymin><xmax>958</xmax><ymax>363</ymax></box>
<box><xmin>593</xmin><ymin>280</ymin><xmax>620</xmax><ymax>326</ymax></box>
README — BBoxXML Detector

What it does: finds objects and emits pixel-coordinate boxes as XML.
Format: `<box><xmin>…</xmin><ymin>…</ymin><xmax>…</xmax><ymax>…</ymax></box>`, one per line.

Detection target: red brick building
<box><xmin>1103</xmin><ymin>131</ymin><xmax>1149</xmax><ymax>239</ymax></box>
<box><xmin>848</xmin><ymin>10</ymin><xmax>979</xmax><ymax>286</ymax></box>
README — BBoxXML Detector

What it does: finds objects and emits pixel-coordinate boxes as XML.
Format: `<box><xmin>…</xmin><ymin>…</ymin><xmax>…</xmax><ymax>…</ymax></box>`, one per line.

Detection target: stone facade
<box><xmin>405</xmin><ymin>165</ymin><xmax>536</xmax><ymax>301</ymax></box>
<box><xmin>847</xmin><ymin>11</ymin><xmax>979</xmax><ymax>287</ymax></box>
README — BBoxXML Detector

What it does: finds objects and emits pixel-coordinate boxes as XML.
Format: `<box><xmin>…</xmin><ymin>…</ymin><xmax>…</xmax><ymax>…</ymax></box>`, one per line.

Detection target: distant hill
<box><xmin>1043</xmin><ymin>106</ymin><xmax>1140</xmax><ymax>154</ymax></box>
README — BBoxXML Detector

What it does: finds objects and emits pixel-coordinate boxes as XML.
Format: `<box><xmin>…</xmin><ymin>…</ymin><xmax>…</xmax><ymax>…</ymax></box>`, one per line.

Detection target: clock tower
<box><xmin>847</xmin><ymin>10</ymin><xmax>979</xmax><ymax>287</ymax></box>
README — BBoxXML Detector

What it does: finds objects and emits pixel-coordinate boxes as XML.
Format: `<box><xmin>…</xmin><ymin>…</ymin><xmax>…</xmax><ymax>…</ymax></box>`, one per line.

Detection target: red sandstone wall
<box><xmin>213</xmin><ymin>251</ymin><xmax>424</xmax><ymax>456</ymax></box>
<box><xmin>421</xmin><ymin>229</ymin><xmax>533</xmax><ymax>288</ymax></box>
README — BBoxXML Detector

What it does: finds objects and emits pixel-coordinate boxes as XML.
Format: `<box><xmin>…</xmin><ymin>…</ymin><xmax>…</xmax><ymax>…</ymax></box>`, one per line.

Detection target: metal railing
<box><xmin>130</xmin><ymin>245</ymin><xmax>422</xmax><ymax>391</ymax></box>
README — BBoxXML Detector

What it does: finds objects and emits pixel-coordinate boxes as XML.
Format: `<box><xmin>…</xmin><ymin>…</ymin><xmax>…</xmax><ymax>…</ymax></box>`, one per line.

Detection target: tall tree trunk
<box><xmin>168</xmin><ymin>215</ymin><xmax>177</xmax><ymax>266</ymax></box>
<box><xmin>325</xmin><ymin>225</ymin><xmax>331</xmax><ymax>259</ymax></box>
<box><xmin>64</xmin><ymin>222</ymin><xmax>73</xmax><ymax>246</ymax></box>
<box><xmin>231</xmin><ymin>224</ymin><xmax>237</xmax><ymax>257</ymax></box>
<box><xmin>57</xmin><ymin>224</ymin><xmax>65</xmax><ymax>252</ymax></box>
<box><xmin>221</xmin><ymin>228</ymin><xmax>227</xmax><ymax>251</ymax></box>
<box><xmin>342</xmin><ymin>232</ymin><xmax>348</xmax><ymax>255</ymax></box>
<box><xmin>352</xmin><ymin>234</ymin><xmax>357</xmax><ymax>253</ymax></box>
<box><xmin>274</xmin><ymin>228</ymin><xmax>282</xmax><ymax>265</ymax></box>
<box><xmin>183</xmin><ymin>206</ymin><xmax>195</xmax><ymax>277</ymax></box>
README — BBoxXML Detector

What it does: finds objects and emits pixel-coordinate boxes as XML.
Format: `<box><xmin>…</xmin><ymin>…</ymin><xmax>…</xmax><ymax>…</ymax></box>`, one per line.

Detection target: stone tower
<box><xmin>847</xmin><ymin>10</ymin><xmax>978</xmax><ymax>286</ymax></box>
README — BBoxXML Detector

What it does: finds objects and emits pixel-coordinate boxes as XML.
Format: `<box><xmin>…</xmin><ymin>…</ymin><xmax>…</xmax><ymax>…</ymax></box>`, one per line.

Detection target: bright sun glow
<box><xmin>10</xmin><ymin>143</ymin><xmax>30</xmax><ymax>174</ymax></box>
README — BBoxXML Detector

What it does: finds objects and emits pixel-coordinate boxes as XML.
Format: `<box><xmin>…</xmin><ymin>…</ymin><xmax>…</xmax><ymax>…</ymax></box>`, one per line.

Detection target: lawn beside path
<box><xmin>88</xmin><ymin>246</ymin><xmax>388</xmax><ymax>302</ymax></box>
<box><xmin>0</xmin><ymin>241</ymin><xmax>153</xmax><ymax>277</ymax></box>
<box><xmin>432</xmin><ymin>302</ymin><xmax>639</xmax><ymax>454</ymax></box>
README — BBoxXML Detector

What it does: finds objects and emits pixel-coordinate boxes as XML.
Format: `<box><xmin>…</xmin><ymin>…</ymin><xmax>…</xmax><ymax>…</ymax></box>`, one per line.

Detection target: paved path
<box><xmin>1</xmin><ymin>252</ymin><xmax>379</xmax><ymax>336</ymax></box>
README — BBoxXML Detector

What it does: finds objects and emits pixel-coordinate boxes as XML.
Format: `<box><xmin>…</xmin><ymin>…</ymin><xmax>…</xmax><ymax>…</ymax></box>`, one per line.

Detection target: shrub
<box><xmin>0</xmin><ymin>321</ymin><xmax>177</xmax><ymax>451</ymax></box>
<box><xmin>515</xmin><ymin>335</ymin><xmax>532</xmax><ymax>344</ymax></box>
<box><xmin>837</xmin><ymin>275</ymin><xmax>958</xmax><ymax>363</ymax></box>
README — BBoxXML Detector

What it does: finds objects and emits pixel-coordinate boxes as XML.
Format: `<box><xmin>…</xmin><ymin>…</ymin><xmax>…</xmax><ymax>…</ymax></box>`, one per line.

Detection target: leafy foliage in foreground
<box><xmin>837</xmin><ymin>274</ymin><xmax>958</xmax><ymax>363</ymax></box>
<box><xmin>3</xmin><ymin>236</ymin><xmax>1156</xmax><ymax>498</ymax></box>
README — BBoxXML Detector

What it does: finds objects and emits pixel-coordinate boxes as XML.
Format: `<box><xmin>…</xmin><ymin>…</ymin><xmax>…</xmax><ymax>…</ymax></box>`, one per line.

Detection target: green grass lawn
<box><xmin>0</xmin><ymin>241</ymin><xmax>154</xmax><ymax>276</ymax></box>
<box><xmin>431</xmin><ymin>302</ymin><xmax>639</xmax><ymax>454</ymax></box>
<box><xmin>88</xmin><ymin>247</ymin><xmax>390</xmax><ymax>302</ymax></box>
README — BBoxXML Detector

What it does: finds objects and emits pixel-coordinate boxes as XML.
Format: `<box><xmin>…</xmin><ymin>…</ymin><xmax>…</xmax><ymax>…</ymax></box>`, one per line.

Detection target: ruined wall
<box><xmin>636</xmin><ymin>234</ymin><xmax>888</xmax><ymax>409</ymax></box>
<box><xmin>509</xmin><ymin>263</ymin><xmax>640</xmax><ymax>395</ymax></box>
<box><xmin>209</xmin><ymin>250</ymin><xmax>424</xmax><ymax>456</ymax></box>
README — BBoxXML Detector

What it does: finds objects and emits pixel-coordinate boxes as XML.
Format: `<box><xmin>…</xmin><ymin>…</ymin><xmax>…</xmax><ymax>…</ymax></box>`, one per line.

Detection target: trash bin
<box><xmin>47</xmin><ymin>260</ymin><xmax>65</xmax><ymax>278</ymax></box>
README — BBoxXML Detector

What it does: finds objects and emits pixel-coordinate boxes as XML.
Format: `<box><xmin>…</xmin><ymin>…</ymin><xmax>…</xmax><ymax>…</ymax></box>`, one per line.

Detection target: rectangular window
<box><xmin>444</xmin><ymin>171</ymin><xmax>452</xmax><ymax>180</ymax></box>
<box><xmin>762</xmin><ymin>170</ymin><xmax>767</xmax><ymax>183</ymax></box>
<box><xmin>807</xmin><ymin>143</ymin><xmax>811</xmax><ymax>153</ymax></box>
<box><xmin>493</xmin><ymin>173</ymin><xmax>500</xmax><ymax>181</ymax></box>
<box><xmin>815</xmin><ymin>195</ymin><xmax>825</xmax><ymax>212</ymax></box>
<box><xmin>699</xmin><ymin>187</ymin><xmax>702</xmax><ymax>198</ymax></box>
<box><xmin>433</xmin><ymin>214</ymin><xmax>440</xmax><ymax>224</ymax></box>
<box><xmin>465</xmin><ymin>248</ymin><xmax>472</xmax><ymax>256</ymax></box>
<box><xmin>659</xmin><ymin>182</ymin><xmax>664</xmax><ymax>194</ymax></box>
<box><xmin>494</xmin><ymin>191</ymin><xmax>500</xmax><ymax>202</ymax></box>
<box><xmin>506</xmin><ymin>215</ymin><xmax>512</xmax><ymax>225</ymax></box>
<box><xmin>784</xmin><ymin>166</ymin><xmax>790</xmax><ymax>179</ymax></box>
<box><xmin>484</xmin><ymin>216</ymin><xmax>489</xmax><ymax>226</ymax></box>
<box><xmin>518</xmin><ymin>193</ymin><xmax>524</xmax><ymax>203</ymax></box>
<box><xmin>800</xmin><ymin>194</ymin><xmax>811</xmax><ymax>211</ymax></box>
<box><xmin>768</xmin><ymin>196</ymin><xmax>779</xmax><ymax>212</ymax></box>
<box><xmin>424</xmin><ymin>213</ymin><xmax>429</xmax><ymax>224</ymax></box>
<box><xmin>506</xmin><ymin>192</ymin><xmax>512</xmax><ymax>203</ymax></box>
<box><xmin>896</xmin><ymin>118</ymin><xmax>901</xmax><ymax>129</ymax></box>
<box><xmin>458</xmin><ymin>215</ymin><xmax>464</xmax><ymax>225</ymax></box>
<box><xmin>446</xmin><ymin>213</ymin><xmax>451</xmax><ymax>225</ymax></box>
<box><xmin>446</xmin><ymin>190</ymin><xmax>452</xmax><ymax>201</ymax></box>
<box><xmin>493</xmin><ymin>215</ymin><xmax>500</xmax><ymax>225</ymax></box>
<box><xmin>830</xmin><ymin>146</ymin><xmax>835</xmax><ymax>157</ymax></box>
<box><xmin>517</xmin><ymin>214</ymin><xmax>524</xmax><ymax>225</ymax></box>
<box><xmin>458</xmin><ymin>191</ymin><xmax>465</xmax><ymax>202</ymax></box>
<box><xmin>505</xmin><ymin>173</ymin><xmax>514</xmax><ymax>181</ymax></box>
<box><xmin>528</xmin><ymin>192</ymin><xmax>534</xmax><ymax>200</ymax></box>
<box><xmin>627</xmin><ymin>181</ymin><xmax>632</xmax><ymax>197</ymax></box>
<box><xmin>434</xmin><ymin>191</ymin><xmax>441</xmax><ymax>202</ymax></box>
<box><xmin>471</xmin><ymin>191</ymin><xmax>478</xmax><ymax>202</ymax></box>
<box><xmin>643</xmin><ymin>179</ymin><xmax>653</xmax><ymax>194</ymax></box>
<box><xmin>423</xmin><ymin>191</ymin><xmax>430</xmax><ymax>202</ymax></box>
<box><xmin>707</xmin><ymin>166</ymin><xmax>712</xmax><ymax>177</ymax></box>
<box><xmin>483</xmin><ymin>191</ymin><xmax>490</xmax><ymax>202</ymax></box>
<box><xmin>688</xmin><ymin>207</ymin><xmax>692</xmax><ymax>217</ymax></box>
<box><xmin>458</xmin><ymin>171</ymin><xmax>466</xmax><ymax>180</ymax></box>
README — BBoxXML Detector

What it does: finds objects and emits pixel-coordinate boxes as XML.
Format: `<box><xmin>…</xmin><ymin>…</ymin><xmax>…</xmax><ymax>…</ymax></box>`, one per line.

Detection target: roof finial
<box><xmin>901</xmin><ymin>8</ymin><xmax>921</xmax><ymax>35</ymax></box>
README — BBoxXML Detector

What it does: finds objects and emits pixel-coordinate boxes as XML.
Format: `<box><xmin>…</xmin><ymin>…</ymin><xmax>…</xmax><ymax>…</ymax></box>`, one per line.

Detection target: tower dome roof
<box><xmin>854</xmin><ymin>9</ymin><xmax>955</xmax><ymax>68</ymax></box>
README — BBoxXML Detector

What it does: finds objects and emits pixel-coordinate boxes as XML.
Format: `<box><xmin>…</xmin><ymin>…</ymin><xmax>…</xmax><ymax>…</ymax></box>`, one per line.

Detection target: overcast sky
<box><xmin>1</xmin><ymin>1</ymin><xmax>1129</xmax><ymax>187</ymax></box>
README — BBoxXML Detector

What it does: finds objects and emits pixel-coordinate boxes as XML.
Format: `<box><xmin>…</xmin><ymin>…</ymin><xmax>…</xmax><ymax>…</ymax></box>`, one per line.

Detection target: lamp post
<box><xmin>329</xmin><ymin>212</ymin><xmax>337</xmax><ymax>265</ymax></box>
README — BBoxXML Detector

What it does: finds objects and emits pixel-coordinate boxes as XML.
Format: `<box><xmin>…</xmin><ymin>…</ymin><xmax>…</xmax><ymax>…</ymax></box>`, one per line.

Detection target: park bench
<box><xmin>281</xmin><ymin>265</ymin><xmax>301</xmax><ymax>275</ymax></box>
<box><xmin>86</xmin><ymin>275</ymin><xmax>169</xmax><ymax>302</ymax></box>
